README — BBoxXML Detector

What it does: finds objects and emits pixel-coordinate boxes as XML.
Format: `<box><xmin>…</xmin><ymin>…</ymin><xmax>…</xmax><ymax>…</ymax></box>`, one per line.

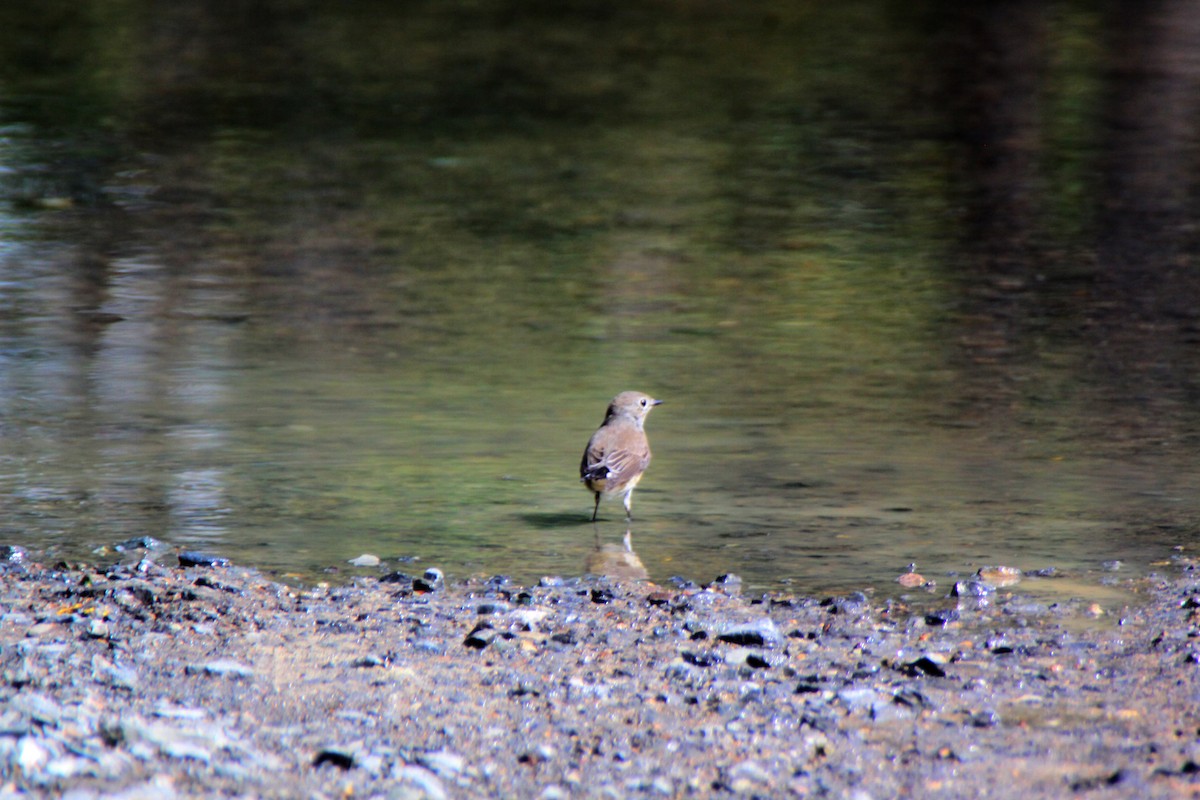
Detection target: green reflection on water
<box><xmin>0</xmin><ymin>1</ymin><xmax>1197</xmax><ymax>595</ymax></box>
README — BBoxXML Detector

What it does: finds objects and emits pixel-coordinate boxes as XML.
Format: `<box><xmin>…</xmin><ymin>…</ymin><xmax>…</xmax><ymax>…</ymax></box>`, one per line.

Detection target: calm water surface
<box><xmin>2</xmin><ymin>2</ymin><xmax>1199</xmax><ymax>597</ymax></box>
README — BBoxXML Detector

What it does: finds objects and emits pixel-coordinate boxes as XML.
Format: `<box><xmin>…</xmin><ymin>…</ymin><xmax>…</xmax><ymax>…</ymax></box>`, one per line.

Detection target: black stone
<box><xmin>903</xmin><ymin>656</ymin><xmax>947</xmax><ymax>677</ymax></box>
<box><xmin>313</xmin><ymin>750</ymin><xmax>354</xmax><ymax>770</ymax></box>
<box><xmin>178</xmin><ymin>551</ymin><xmax>231</xmax><ymax>568</ymax></box>
<box><xmin>463</xmin><ymin>622</ymin><xmax>495</xmax><ymax>650</ymax></box>
<box><xmin>924</xmin><ymin>608</ymin><xmax>960</xmax><ymax>626</ymax></box>
<box><xmin>591</xmin><ymin>587</ymin><xmax>615</xmax><ymax>604</ymax></box>
<box><xmin>717</xmin><ymin>619</ymin><xmax>782</xmax><ymax>648</ymax></box>
<box><xmin>951</xmin><ymin>580</ymin><xmax>993</xmax><ymax>598</ymax></box>
<box><xmin>0</xmin><ymin>546</ymin><xmax>28</xmax><ymax>563</ymax></box>
<box><xmin>682</xmin><ymin>651</ymin><xmax>719</xmax><ymax>668</ymax></box>
<box><xmin>415</xmin><ymin>568</ymin><xmax>444</xmax><ymax>592</ymax></box>
<box><xmin>114</xmin><ymin>536</ymin><xmax>163</xmax><ymax>552</ymax></box>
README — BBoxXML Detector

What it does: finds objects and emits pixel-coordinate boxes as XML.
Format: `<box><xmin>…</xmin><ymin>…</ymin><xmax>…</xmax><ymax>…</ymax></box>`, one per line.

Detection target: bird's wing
<box><xmin>580</xmin><ymin>443</ymin><xmax>608</xmax><ymax>483</ymax></box>
<box><xmin>582</xmin><ymin>442</ymin><xmax>650</xmax><ymax>488</ymax></box>
<box><xmin>581</xmin><ymin>429</ymin><xmax>604</xmax><ymax>480</ymax></box>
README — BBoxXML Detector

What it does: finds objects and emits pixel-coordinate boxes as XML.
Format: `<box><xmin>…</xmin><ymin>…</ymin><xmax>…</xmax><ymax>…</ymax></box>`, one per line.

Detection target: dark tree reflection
<box><xmin>1089</xmin><ymin>0</ymin><xmax>1200</xmax><ymax>425</ymax></box>
<box><xmin>918</xmin><ymin>0</ymin><xmax>1054</xmax><ymax>420</ymax></box>
<box><xmin>1096</xmin><ymin>0</ymin><xmax>1200</xmax><ymax>317</ymax></box>
<box><xmin>925</xmin><ymin>1</ymin><xmax>1200</xmax><ymax>432</ymax></box>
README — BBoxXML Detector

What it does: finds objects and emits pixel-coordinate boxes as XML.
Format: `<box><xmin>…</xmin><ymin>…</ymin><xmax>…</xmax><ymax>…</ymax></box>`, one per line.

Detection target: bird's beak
<box><xmin>653</xmin><ymin>399</ymin><xmax>663</xmax><ymax>406</ymax></box>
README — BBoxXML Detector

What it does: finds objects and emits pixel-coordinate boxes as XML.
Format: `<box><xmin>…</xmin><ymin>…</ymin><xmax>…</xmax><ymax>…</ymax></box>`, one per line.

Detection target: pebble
<box><xmin>681</xmin><ymin>650</ymin><xmax>720</xmax><ymax>668</ymax></box>
<box><xmin>15</xmin><ymin>736</ymin><xmax>52</xmax><ymax>775</ymax></box>
<box><xmin>463</xmin><ymin>623</ymin><xmax>497</xmax><ymax>650</ymax></box>
<box><xmin>153</xmin><ymin>704</ymin><xmax>208</xmax><ymax>720</ymax></box>
<box><xmin>924</xmin><ymin>608</ymin><xmax>960</xmax><ymax>626</ymax></box>
<box><xmin>396</xmin><ymin>767</ymin><xmax>448</xmax><ymax>796</ymax></box>
<box><xmin>904</xmin><ymin>652</ymin><xmax>948</xmax><ymax>677</ymax></box>
<box><xmin>837</xmin><ymin>687</ymin><xmax>886</xmax><ymax>714</ymax></box>
<box><xmin>968</xmin><ymin>709</ymin><xmax>1001</xmax><ymax>727</ymax></box>
<box><xmin>412</xmin><ymin>639</ymin><xmax>446</xmax><ymax>655</ymax></box>
<box><xmin>825</xmin><ymin>592</ymin><xmax>872</xmax><ymax>615</ymax></box>
<box><xmin>717</xmin><ymin>618</ymin><xmax>783</xmax><ymax>648</ymax></box>
<box><xmin>0</xmin><ymin>709</ymin><xmax>29</xmax><ymax>736</ymax></box>
<box><xmin>475</xmin><ymin>601</ymin><xmax>509</xmax><ymax>615</ymax></box>
<box><xmin>652</xmin><ymin>777</ymin><xmax>675</xmax><ymax>795</ymax></box>
<box><xmin>509</xmin><ymin>608</ymin><xmax>549</xmax><ymax>627</ymax></box>
<box><xmin>187</xmin><ymin>660</ymin><xmax>254</xmax><ymax>679</ymax></box>
<box><xmin>566</xmin><ymin>676</ymin><xmax>612</xmax><ymax>700</ymax></box>
<box><xmin>415</xmin><ymin>568</ymin><xmax>445</xmax><ymax>593</ymax></box>
<box><xmin>114</xmin><ymin>536</ymin><xmax>166</xmax><ymax>552</ymax></box>
<box><xmin>352</xmin><ymin>654</ymin><xmax>387</xmax><ymax>668</ymax></box>
<box><xmin>952</xmin><ymin>580</ymin><xmax>994</xmax><ymax>599</ymax></box>
<box><xmin>11</xmin><ymin>693</ymin><xmax>65</xmax><ymax>726</ymax></box>
<box><xmin>590</xmin><ymin>586</ymin><xmax>616</xmax><ymax>604</ymax></box>
<box><xmin>0</xmin><ymin>541</ymin><xmax>1192</xmax><ymax>799</ymax></box>
<box><xmin>93</xmin><ymin>654</ymin><xmax>139</xmax><ymax>690</ymax></box>
<box><xmin>357</xmin><ymin>751</ymin><xmax>386</xmax><ymax>776</ymax></box>
<box><xmin>711</xmin><ymin>573</ymin><xmax>743</xmax><ymax>594</ymax></box>
<box><xmin>27</xmin><ymin>621</ymin><xmax>61</xmax><ymax>637</ymax></box>
<box><xmin>177</xmin><ymin>552</ymin><xmax>231</xmax><ymax>568</ymax></box>
<box><xmin>719</xmin><ymin>647</ymin><xmax>768</xmax><ymax>670</ymax></box>
<box><xmin>1005</xmin><ymin>600</ymin><xmax>1051</xmax><ymax>617</ymax></box>
<box><xmin>417</xmin><ymin>749</ymin><xmax>466</xmax><ymax>777</ymax></box>
<box><xmin>347</xmin><ymin>554</ymin><xmax>382</xmax><ymax>568</ymax></box>
<box><xmin>664</xmin><ymin>659</ymin><xmax>701</xmax><ymax>683</ymax></box>
<box><xmin>0</xmin><ymin>544</ymin><xmax>29</xmax><ymax>563</ymax></box>
<box><xmin>126</xmin><ymin>717</ymin><xmax>243</xmax><ymax>764</ymax></box>
<box><xmin>313</xmin><ymin>749</ymin><xmax>354</xmax><ymax>769</ymax></box>
<box><xmin>976</xmin><ymin>566</ymin><xmax>1022</xmax><ymax>587</ymax></box>
<box><xmin>728</xmin><ymin>759</ymin><xmax>772</xmax><ymax>791</ymax></box>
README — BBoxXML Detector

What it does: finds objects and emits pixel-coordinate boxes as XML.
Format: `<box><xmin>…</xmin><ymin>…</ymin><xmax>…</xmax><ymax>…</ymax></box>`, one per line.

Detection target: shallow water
<box><xmin>2</xmin><ymin>1</ymin><xmax>1199</xmax><ymax>594</ymax></box>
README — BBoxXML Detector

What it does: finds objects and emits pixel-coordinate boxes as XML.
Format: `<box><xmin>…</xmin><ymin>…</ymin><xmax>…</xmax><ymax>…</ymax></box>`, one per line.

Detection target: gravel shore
<box><xmin>1</xmin><ymin>545</ymin><xmax>1198</xmax><ymax>799</ymax></box>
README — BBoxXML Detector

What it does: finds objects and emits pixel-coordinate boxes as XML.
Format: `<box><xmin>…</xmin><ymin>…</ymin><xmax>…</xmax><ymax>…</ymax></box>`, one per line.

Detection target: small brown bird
<box><xmin>580</xmin><ymin>391</ymin><xmax>662</xmax><ymax>521</ymax></box>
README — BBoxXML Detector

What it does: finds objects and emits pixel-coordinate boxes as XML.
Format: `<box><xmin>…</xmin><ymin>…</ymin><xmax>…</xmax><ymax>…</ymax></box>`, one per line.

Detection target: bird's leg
<box><xmin>591</xmin><ymin>493</ymin><xmax>601</xmax><ymax>522</ymax></box>
<box><xmin>622</xmin><ymin>490</ymin><xmax>634</xmax><ymax>521</ymax></box>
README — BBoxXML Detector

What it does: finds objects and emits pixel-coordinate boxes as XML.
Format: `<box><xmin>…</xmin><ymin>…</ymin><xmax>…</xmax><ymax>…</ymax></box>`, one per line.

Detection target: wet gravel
<box><xmin>1</xmin><ymin>547</ymin><xmax>1199</xmax><ymax>799</ymax></box>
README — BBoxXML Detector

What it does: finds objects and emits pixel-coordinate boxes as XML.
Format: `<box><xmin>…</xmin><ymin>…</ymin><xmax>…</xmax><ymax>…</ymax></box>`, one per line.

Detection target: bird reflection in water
<box><xmin>583</xmin><ymin>529</ymin><xmax>648</xmax><ymax>581</ymax></box>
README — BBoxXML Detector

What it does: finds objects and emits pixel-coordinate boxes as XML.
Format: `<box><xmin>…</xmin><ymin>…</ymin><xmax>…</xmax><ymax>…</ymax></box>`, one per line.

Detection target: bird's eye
<box><xmin>640</xmin><ymin>399</ymin><xmax>648</xmax><ymax>406</ymax></box>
